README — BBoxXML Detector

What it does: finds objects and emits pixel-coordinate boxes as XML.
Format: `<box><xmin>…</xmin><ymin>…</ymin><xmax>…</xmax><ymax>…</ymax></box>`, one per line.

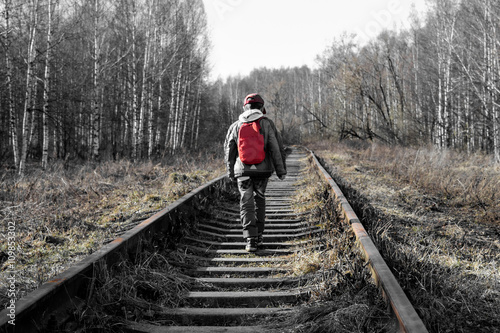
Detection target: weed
<box><xmin>310</xmin><ymin>140</ymin><xmax>500</xmax><ymax>332</ymax></box>
<box><xmin>265</xmin><ymin>158</ymin><xmax>393</xmax><ymax>332</ymax></box>
<box><xmin>0</xmin><ymin>154</ymin><xmax>224</xmax><ymax>305</ymax></box>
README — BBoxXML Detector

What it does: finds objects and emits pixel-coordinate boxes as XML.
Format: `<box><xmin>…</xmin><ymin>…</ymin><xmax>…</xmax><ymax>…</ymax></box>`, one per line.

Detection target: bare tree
<box><xmin>19</xmin><ymin>0</ymin><xmax>40</xmax><ymax>175</ymax></box>
<box><xmin>2</xmin><ymin>0</ymin><xmax>19</xmax><ymax>167</ymax></box>
<box><xmin>41</xmin><ymin>0</ymin><xmax>56</xmax><ymax>169</ymax></box>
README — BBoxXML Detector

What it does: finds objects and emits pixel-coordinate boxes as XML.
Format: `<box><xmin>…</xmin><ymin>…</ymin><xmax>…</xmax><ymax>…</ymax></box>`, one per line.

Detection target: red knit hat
<box><xmin>243</xmin><ymin>93</ymin><xmax>264</xmax><ymax>106</ymax></box>
<box><xmin>243</xmin><ymin>93</ymin><xmax>266</xmax><ymax>114</ymax></box>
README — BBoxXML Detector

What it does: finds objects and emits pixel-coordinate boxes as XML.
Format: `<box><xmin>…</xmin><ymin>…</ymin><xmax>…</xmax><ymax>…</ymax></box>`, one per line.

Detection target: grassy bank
<box><xmin>0</xmin><ymin>150</ymin><xmax>225</xmax><ymax>306</ymax></box>
<box><xmin>2</xmin><ymin>141</ymin><xmax>498</xmax><ymax>332</ymax></box>
<box><xmin>309</xmin><ymin>140</ymin><xmax>500</xmax><ymax>332</ymax></box>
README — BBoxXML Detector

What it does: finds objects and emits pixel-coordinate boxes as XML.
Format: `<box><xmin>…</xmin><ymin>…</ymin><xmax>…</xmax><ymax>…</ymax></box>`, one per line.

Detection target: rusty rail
<box><xmin>0</xmin><ymin>175</ymin><xmax>226</xmax><ymax>333</ymax></box>
<box><xmin>308</xmin><ymin>150</ymin><xmax>428</xmax><ymax>333</ymax></box>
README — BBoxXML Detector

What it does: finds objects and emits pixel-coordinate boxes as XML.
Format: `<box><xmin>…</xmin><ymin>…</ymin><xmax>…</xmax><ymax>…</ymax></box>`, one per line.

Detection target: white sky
<box><xmin>202</xmin><ymin>0</ymin><xmax>429</xmax><ymax>81</ymax></box>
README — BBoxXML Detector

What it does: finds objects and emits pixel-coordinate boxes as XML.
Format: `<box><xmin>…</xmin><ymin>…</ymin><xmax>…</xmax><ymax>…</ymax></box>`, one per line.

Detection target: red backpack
<box><xmin>238</xmin><ymin>118</ymin><xmax>265</xmax><ymax>165</ymax></box>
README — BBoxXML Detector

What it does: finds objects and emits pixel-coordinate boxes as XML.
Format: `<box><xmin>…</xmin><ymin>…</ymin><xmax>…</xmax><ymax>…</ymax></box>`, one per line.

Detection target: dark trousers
<box><xmin>237</xmin><ymin>177</ymin><xmax>269</xmax><ymax>238</ymax></box>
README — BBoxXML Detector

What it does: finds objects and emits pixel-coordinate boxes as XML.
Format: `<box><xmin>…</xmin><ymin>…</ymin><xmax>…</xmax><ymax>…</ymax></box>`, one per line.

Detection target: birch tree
<box><xmin>19</xmin><ymin>0</ymin><xmax>40</xmax><ymax>175</ymax></box>
<box><xmin>481</xmin><ymin>0</ymin><xmax>500</xmax><ymax>162</ymax></box>
<box><xmin>2</xmin><ymin>0</ymin><xmax>19</xmax><ymax>168</ymax></box>
<box><xmin>0</xmin><ymin>0</ymin><xmax>211</xmax><ymax>165</ymax></box>
<box><xmin>90</xmin><ymin>0</ymin><xmax>101</xmax><ymax>161</ymax></box>
<box><xmin>41</xmin><ymin>0</ymin><xmax>55</xmax><ymax>169</ymax></box>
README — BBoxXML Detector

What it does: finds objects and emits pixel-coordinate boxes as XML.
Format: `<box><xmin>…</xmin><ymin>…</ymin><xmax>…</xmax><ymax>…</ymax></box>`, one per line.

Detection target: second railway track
<box><xmin>0</xmin><ymin>147</ymin><xmax>428</xmax><ymax>332</ymax></box>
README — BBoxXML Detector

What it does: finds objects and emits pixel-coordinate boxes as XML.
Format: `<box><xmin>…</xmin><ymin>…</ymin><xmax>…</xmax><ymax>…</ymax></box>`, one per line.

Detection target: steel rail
<box><xmin>307</xmin><ymin>149</ymin><xmax>428</xmax><ymax>333</ymax></box>
<box><xmin>0</xmin><ymin>174</ymin><xmax>226</xmax><ymax>333</ymax></box>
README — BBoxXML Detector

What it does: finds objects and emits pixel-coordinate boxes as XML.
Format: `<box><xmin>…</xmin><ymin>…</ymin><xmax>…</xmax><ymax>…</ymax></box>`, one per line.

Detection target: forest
<box><xmin>0</xmin><ymin>0</ymin><xmax>209</xmax><ymax>174</ymax></box>
<box><xmin>1</xmin><ymin>0</ymin><xmax>499</xmax><ymax>175</ymax></box>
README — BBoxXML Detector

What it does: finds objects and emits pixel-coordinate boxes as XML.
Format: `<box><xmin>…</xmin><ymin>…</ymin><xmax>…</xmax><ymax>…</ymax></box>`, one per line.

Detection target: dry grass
<box><xmin>7</xmin><ymin>142</ymin><xmax>496</xmax><ymax>332</ymax></box>
<box><xmin>0</xmin><ymin>152</ymin><xmax>224</xmax><ymax>306</ymax></box>
<box><xmin>266</xmin><ymin>163</ymin><xmax>393</xmax><ymax>332</ymax></box>
<box><xmin>70</xmin><ymin>246</ymin><xmax>195</xmax><ymax>331</ymax></box>
<box><xmin>77</xmin><ymin>158</ymin><xmax>393</xmax><ymax>332</ymax></box>
<box><xmin>309</xmin><ymin>140</ymin><xmax>500</xmax><ymax>333</ymax></box>
<box><xmin>362</xmin><ymin>143</ymin><xmax>499</xmax><ymax>224</ymax></box>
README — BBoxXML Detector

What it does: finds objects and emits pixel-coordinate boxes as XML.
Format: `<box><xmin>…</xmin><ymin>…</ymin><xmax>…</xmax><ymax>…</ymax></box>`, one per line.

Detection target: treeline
<box><xmin>211</xmin><ymin>0</ymin><xmax>500</xmax><ymax>163</ymax></box>
<box><xmin>0</xmin><ymin>0</ymin><xmax>209</xmax><ymax>173</ymax></box>
<box><xmin>2</xmin><ymin>0</ymin><xmax>499</xmax><ymax>173</ymax></box>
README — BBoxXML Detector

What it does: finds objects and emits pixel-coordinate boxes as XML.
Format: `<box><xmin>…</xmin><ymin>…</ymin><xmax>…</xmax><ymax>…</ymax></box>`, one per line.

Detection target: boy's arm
<box><xmin>266</xmin><ymin>119</ymin><xmax>287</xmax><ymax>173</ymax></box>
<box><xmin>264</xmin><ymin>119</ymin><xmax>286</xmax><ymax>177</ymax></box>
<box><xmin>224</xmin><ymin>122</ymin><xmax>239</xmax><ymax>179</ymax></box>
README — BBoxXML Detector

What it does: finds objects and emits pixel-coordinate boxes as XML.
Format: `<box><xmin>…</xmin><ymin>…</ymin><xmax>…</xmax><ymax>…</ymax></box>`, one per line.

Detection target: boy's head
<box><xmin>243</xmin><ymin>93</ymin><xmax>266</xmax><ymax>113</ymax></box>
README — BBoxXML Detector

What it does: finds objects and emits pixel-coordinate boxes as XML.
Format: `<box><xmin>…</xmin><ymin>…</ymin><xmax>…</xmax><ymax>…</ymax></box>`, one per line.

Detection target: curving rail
<box><xmin>308</xmin><ymin>150</ymin><xmax>428</xmax><ymax>333</ymax></box>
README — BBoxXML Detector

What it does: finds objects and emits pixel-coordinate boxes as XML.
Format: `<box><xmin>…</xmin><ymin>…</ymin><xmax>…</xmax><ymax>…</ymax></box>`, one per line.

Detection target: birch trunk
<box><xmin>484</xmin><ymin>0</ymin><xmax>500</xmax><ymax>162</ymax></box>
<box><xmin>19</xmin><ymin>0</ymin><xmax>39</xmax><ymax>175</ymax></box>
<box><xmin>147</xmin><ymin>24</ymin><xmax>160</xmax><ymax>159</ymax></box>
<box><xmin>131</xmin><ymin>1</ymin><xmax>139</xmax><ymax>160</ymax></box>
<box><xmin>124</xmin><ymin>57</ymin><xmax>131</xmax><ymax>156</ymax></box>
<box><xmin>170</xmin><ymin>59</ymin><xmax>183</xmax><ymax>151</ymax></box>
<box><xmin>433</xmin><ymin>1</ymin><xmax>456</xmax><ymax>148</ymax></box>
<box><xmin>179</xmin><ymin>55</ymin><xmax>191</xmax><ymax>149</ymax></box>
<box><xmin>191</xmin><ymin>82</ymin><xmax>201</xmax><ymax>149</ymax></box>
<box><xmin>139</xmin><ymin>3</ymin><xmax>153</xmax><ymax>159</ymax></box>
<box><xmin>165</xmin><ymin>71</ymin><xmax>176</xmax><ymax>152</ymax></box>
<box><xmin>154</xmin><ymin>78</ymin><xmax>163</xmax><ymax>156</ymax></box>
<box><xmin>443</xmin><ymin>20</ymin><xmax>455</xmax><ymax>148</ymax></box>
<box><xmin>3</xmin><ymin>0</ymin><xmax>18</xmax><ymax>168</ymax></box>
<box><xmin>90</xmin><ymin>0</ymin><xmax>100</xmax><ymax>161</ymax></box>
<box><xmin>42</xmin><ymin>0</ymin><xmax>54</xmax><ymax>169</ymax></box>
<box><xmin>146</xmin><ymin>81</ymin><xmax>154</xmax><ymax>159</ymax></box>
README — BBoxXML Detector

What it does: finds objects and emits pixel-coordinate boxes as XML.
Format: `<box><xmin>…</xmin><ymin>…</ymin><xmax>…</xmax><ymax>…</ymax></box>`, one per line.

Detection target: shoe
<box><xmin>245</xmin><ymin>237</ymin><xmax>258</xmax><ymax>252</ymax></box>
<box><xmin>257</xmin><ymin>234</ymin><xmax>264</xmax><ymax>247</ymax></box>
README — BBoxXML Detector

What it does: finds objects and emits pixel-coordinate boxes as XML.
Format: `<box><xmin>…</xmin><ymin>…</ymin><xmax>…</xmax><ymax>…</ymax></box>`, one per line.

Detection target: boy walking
<box><xmin>224</xmin><ymin>93</ymin><xmax>287</xmax><ymax>252</ymax></box>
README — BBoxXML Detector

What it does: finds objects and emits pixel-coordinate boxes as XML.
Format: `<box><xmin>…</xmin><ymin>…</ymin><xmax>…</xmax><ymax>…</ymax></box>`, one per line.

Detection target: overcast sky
<box><xmin>201</xmin><ymin>0</ymin><xmax>429</xmax><ymax>80</ymax></box>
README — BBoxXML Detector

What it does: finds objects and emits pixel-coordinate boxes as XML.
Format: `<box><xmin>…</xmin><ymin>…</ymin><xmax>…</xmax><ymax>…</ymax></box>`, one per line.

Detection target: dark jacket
<box><xmin>224</xmin><ymin>109</ymin><xmax>286</xmax><ymax>179</ymax></box>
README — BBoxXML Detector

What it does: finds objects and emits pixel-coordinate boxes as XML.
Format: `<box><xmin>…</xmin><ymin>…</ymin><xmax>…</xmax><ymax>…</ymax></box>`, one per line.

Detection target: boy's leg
<box><xmin>238</xmin><ymin>178</ymin><xmax>257</xmax><ymax>239</ymax></box>
<box><xmin>253</xmin><ymin>178</ymin><xmax>269</xmax><ymax>236</ymax></box>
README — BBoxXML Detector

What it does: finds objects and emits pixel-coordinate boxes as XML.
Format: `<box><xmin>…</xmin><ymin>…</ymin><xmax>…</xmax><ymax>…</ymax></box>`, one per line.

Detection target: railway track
<box><xmin>0</xmin><ymin>147</ymin><xmax>428</xmax><ymax>333</ymax></box>
<box><xmin>127</xmin><ymin>150</ymin><xmax>315</xmax><ymax>332</ymax></box>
